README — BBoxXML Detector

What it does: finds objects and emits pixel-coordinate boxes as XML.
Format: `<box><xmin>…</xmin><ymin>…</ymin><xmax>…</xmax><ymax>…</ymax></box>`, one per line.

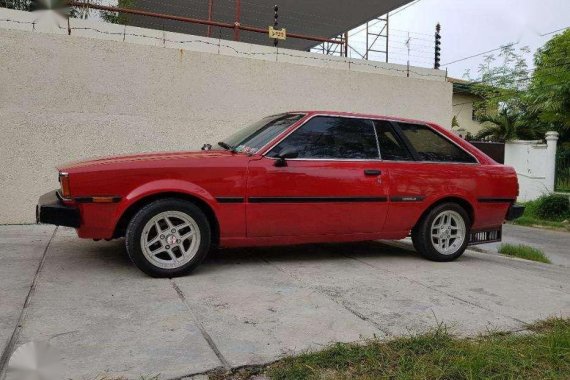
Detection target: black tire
<box><xmin>412</xmin><ymin>202</ymin><xmax>470</xmax><ymax>262</ymax></box>
<box><xmin>125</xmin><ymin>198</ymin><xmax>211</xmax><ymax>277</ymax></box>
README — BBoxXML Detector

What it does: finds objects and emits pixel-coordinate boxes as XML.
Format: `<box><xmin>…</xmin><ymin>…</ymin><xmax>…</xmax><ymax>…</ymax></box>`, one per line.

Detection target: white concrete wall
<box><xmin>452</xmin><ymin>93</ymin><xmax>483</xmax><ymax>136</ymax></box>
<box><xmin>0</xmin><ymin>9</ymin><xmax>452</xmax><ymax>224</ymax></box>
<box><xmin>505</xmin><ymin>132</ymin><xmax>559</xmax><ymax>201</ymax></box>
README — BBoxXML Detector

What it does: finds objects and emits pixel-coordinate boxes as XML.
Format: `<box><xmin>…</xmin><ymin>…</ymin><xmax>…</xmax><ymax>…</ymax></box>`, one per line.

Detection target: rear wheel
<box><xmin>125</xmin><ymin>199</ymin><xmax>211</xmax><ymax>277</ymax></box>
<box><xmin>412</xmin><ymin>203</ymin><xmax>470</xmax><ymax>262</ymax></box>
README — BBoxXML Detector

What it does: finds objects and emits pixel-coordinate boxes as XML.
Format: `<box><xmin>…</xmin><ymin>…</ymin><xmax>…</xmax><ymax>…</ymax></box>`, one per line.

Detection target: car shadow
<box><xmin>197</xmin><ymin>240</ymin><xmax>422</xmax><ymax>271</ymax></box>
<box><xmin>81</xmin><ymin>238</ymin><xmax>487</xmax><ymax>277</ymax></box>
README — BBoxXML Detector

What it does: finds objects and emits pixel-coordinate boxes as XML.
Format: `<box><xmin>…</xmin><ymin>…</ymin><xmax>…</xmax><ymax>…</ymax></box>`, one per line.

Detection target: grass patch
<box><xmin>251</xmin><ymin>318</ymin><xmax>570</xmax><ymax>380</ymax></box>
<box><xmin>512</xmin><ymin>215</ymin><xmax>570</xmax><ymax>230</ymax></box>
<box><xmin>498</xmin><ymin>243</ymin><xmax>551</xmax><ymax>263</ymax></box>
<box><xmin>511</xmin><ymin>196</ymin><xmax>570</xmax><ymax>231</ymax></box>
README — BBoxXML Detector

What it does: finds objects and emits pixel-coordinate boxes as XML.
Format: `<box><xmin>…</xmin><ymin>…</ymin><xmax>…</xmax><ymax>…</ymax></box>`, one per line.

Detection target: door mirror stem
<box><xmin>274</xmin><ymin>148</ymin><xmax>299</xmax><ymax>167</ymax></box>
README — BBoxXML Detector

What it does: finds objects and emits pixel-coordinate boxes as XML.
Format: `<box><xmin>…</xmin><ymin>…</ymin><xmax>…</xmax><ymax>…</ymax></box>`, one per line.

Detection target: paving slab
<box><xmin>1</xmin><ymin>225</ymin><xmax>569</xmax><ymax>379</ymax></box>
<box><xmin>9</xmin><ymin>228</ymin><xmax>220</xmax><ymax>380</ymax></box>
<box><xmin>256</xmin><ymin>243</ymin><xmax>525</xmax><ymax>335</ymax></box>
<box><xmin>173</xmin><ymin>251</ymin><xmax>380</xmax><ymax>368</ymax></box>
<box><xmin>0</xmin><ymin>225</ymin><xmax>54</xmax><ymax>365</ymax></box>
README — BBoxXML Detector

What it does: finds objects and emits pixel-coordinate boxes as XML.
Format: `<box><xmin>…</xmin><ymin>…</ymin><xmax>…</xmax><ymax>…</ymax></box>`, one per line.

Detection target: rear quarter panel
<box><xmin>381</xmin><ymin>161</ymin><xmax>479</xmax><ymax>234</ymax></box>
<box><xmin>381</xmin><ymin>161</ymin><xmax>518</xmax><ymax>234</ymax></box>
<box><xmin>474</xmin><ymin>164</ymin><xmax>518</xmax><ymax>230</ymax></box>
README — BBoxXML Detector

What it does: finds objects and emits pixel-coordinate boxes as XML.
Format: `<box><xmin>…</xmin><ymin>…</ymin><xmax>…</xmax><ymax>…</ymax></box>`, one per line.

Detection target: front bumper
<box><xmin>36</xmin><ymin>191</ymin><xmax>80</xmax><ymax>228</ymax></box>
<box><xmin>506</xmin><ymin>204</ymin><xmax>525</xmax><ymax>221</ymax></box>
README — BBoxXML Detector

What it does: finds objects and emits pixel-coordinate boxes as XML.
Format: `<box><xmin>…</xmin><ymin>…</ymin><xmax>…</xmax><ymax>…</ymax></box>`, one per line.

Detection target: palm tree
<box><xmin>475</xmin><ymin>108</ymin><xmax>536</xmax><ymax>142</ymax></box>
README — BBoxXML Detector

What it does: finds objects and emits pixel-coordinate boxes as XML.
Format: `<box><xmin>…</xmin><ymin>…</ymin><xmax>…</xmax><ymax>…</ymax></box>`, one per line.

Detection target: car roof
<box><xmin>289</xmin><ymin>111</ymin><xmax>432</xmax><ymax>125</ymax></box>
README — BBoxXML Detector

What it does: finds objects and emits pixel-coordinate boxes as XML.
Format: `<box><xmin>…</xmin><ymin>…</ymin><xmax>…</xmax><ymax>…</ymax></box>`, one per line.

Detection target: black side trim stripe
<box><xmin>74</xmin><ymin>196</ymin><xmax>121</xmax><ymax>203</ymax></box>
<box><xmin>248</xmin><ymin>196</ymin><xmax>388</xmax><ymax>203</ymax></box>
<box><xmin>390</xmin><ymin>196</ymin><xmax>425</xmax><ymax>202</ymax></box>
<box><xmin>216</xmin><ymin>197</ymin><xmax>245</xmax><ymax>204</ymax></box>
<box><xmin>478</xmin><ymin>197</ymin><xmax>515</xmax><ymax>203</ymax></box>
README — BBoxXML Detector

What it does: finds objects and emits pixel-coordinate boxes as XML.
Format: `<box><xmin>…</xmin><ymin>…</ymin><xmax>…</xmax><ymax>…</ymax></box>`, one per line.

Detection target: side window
<box><xmin>373</xmin><ymin>120</ymin><xmax>413</xmax><ymax>161</ymax></box>
<box><xmin>398</xmin><ymin>123</ymin><xmax>477</xmax><ymax>163</ymax></box>
<box><xmin>267</xmin><ymin>116</ymin><xmax>379</xmax><ymax>160</ymax></box>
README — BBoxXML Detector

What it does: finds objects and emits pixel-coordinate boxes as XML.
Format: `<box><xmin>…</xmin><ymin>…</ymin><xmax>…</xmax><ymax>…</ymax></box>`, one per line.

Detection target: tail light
<box><xmin>59</xmin><ymin>172</ymin><xmax>71</xmax><ymax>199</ymax></box>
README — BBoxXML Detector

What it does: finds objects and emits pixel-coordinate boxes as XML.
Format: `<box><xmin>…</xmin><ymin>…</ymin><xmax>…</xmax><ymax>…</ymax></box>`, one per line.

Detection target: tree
<box><xmin>528</xmin><ymin>29</ymin><xmax>570</xmax><ymax>143</ymax></box>
<box><xmin>0</xmin><ymin>0</ymin><xmax>31</xmax><ymax>10</ymax></box>
<box><xmin>464</xmin><ymin>44</ymin><xmax>531</xmax><ymax>119</ymax></box>
<box><xmin>100</xmin><ymin>0</ymin><xmax>136</xmax><ymax>24</ymax></box>
<box><xmin>474</xmin><ymin>108</ymin><xmax>535</xmax><ymax>142</ymax></box>
<box><xmin>463</xmin><ymin>45</ymin><xmax>549</xmax><ymax>141</ymax></box>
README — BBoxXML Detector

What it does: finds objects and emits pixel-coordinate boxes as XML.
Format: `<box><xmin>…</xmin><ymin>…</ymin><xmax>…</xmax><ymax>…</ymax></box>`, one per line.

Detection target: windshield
<box><xmin>216</xmin><ymin>113</ymin><xmax>305</xmax><ymax>154</ymax></box>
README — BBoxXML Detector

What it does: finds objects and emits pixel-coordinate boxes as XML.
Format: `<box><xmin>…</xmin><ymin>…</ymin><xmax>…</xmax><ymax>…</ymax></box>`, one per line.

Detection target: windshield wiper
<box><xmin>217</xmin><ymin>141</ymin><xmax>234</xmax><ymax>152</ymax></box>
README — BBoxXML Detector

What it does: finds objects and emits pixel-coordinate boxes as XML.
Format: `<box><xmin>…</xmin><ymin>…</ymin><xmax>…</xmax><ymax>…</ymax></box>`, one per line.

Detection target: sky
<box><xmin>348</xmin><ymin>0</ymin><xmax>570</xmax><ymax>79</ymax></box>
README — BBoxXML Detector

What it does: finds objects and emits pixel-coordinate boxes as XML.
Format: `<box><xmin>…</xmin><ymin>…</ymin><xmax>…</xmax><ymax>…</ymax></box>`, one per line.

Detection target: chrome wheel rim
<box><xmin>140</xmin><ymin>211</ymin><xmax>201</xmax><ymax>269</ymax></box>
<box><xmin>430</xmin><ymin>210</ymin><xmax>466</xmax><ymax>255</ymax></box>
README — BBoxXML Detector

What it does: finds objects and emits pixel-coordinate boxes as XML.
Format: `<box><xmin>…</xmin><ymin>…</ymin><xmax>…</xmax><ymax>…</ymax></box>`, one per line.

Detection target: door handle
<box><xmin>364</xmin><ymin>169</ymin><xmax>382</xmax><ymax>176</ymax></box>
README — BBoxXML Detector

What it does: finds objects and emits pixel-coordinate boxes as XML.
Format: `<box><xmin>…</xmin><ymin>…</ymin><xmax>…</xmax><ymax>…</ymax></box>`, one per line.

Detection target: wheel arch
<box><xmin>413</xmin><ymin>196</ymin><xmax>475</xmax><ymax>231</ymax></box>
<box><xmin>113</xmin><ymin>191</ymin><xmax>220</xmax><ymax>247</ymax></box>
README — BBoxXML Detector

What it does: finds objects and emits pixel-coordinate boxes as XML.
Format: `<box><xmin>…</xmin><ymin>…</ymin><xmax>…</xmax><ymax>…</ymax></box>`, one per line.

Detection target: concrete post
<box><xmin>545</xmin><ymin>131</ymin><xmax>559</xmax><ymax>192</ymax></box>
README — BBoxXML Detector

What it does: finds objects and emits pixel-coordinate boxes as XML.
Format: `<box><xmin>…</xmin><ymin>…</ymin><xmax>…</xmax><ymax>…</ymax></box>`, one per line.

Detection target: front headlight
<box><xmin>58</xmin><ymin>172</ymin><xmax>71</xmax><ymax>199</ymax></box>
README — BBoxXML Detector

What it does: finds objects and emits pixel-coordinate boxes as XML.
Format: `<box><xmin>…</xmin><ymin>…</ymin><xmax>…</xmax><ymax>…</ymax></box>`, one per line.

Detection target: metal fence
<box><xmin>468</xmin><ymin>141</ymin><xmax>505</xmax><ymax>164</ymax></box>
<box><xmin>556</xmin><ymin>148</ymin><xmax>570</xmax><ymax>192</ymax></box>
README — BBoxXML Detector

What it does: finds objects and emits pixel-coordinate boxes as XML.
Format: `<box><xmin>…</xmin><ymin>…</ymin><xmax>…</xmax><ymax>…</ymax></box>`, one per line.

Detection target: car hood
<box><xmin>58</xmin><ymin>150</ymin><xmax>236</xmax><ymax>172</ymax></box>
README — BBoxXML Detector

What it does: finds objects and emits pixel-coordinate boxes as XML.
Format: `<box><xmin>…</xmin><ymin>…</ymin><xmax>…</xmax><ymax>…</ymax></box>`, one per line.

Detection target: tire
<box><xmin>411</xmin><ymin>202</ymin><xmax>470</xmax><ymax>262</ymax></box>
<box><xmin>125</xmin><ymin>198</ymin><xmax>211</xmax><ymax>277</ymax></box>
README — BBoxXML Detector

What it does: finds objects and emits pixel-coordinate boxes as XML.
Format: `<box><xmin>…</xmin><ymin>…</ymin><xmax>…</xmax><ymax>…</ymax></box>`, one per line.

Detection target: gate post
<box><xmin>545</xmin><ymin>131</ymin><xmax>559</xmax><ymax>192</ymax></box>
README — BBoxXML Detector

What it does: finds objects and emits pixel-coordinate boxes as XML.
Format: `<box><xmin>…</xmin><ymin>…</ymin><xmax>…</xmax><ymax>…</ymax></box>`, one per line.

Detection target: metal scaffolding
<box><xmin>364</xmin><ymin>15</ymin><xmax>389</xmax><ymax>62</ymax></box>
<box><xmin>311</xmin><ymin>14</ymin><xmax>389</xmax><ymax>63</ymax></box>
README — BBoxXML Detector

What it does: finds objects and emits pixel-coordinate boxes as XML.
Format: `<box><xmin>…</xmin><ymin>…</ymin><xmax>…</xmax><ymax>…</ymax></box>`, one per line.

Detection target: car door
<box><xmin>246</xmin><ymin>115</ymin><xmax>390</xmax><ymax>237</ymax></box>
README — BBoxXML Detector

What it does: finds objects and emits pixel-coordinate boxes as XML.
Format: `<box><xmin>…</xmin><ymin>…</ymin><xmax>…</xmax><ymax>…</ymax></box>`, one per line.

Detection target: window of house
<box><xmin>373</xmin><ymin>120</ymin><xmax>413</xmax><ymax>161</ymax></box>
<box><xmin>267</xmin><ymin>116</ymin><xmax>379</xmax><ymax>160</ymax></box>
<box><xmin>398</xmin><ymin>123</ymin><xmax>477</xmax><ymax>163</ymax></box>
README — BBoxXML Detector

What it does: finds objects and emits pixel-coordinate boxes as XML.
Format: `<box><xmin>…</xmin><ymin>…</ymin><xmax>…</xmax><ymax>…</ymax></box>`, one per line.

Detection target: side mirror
<box><xmin>274</xmin><ymin>148</ymin><xmax>299</xmax><ymax>167</ymax></box>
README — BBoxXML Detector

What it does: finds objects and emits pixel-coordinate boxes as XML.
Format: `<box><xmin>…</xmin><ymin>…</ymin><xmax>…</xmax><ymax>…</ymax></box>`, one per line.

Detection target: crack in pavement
<box><xmin>170</xmin><ymin>279</ymin><xmax>231</xmax><ymax>371</ymax></box>
<box><xmin>0</xmin><ymin>226</ymin><xmax>58</xmax><ymax>379</ymax></box>
<box><xmin>344</xmin><ymin>253</ymin><xmax>528</xmax><ymax>326</ymax></box>
<box><xmin>261</xmin><ymin>258</ymin><xmax>392</xmax><ymax>337</ymax></box>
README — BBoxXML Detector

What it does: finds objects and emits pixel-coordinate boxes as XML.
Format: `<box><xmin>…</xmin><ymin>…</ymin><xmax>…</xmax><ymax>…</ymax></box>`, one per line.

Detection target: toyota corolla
<box><xmin>37</xmin><ymin>111</ymin><xmax>524</xmax><ymax>277</ymax></box>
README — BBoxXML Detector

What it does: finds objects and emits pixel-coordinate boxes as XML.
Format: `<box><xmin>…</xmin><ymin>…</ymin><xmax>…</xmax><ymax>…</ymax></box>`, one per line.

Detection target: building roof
<box><xmin>449</xmin><ymin>77</ymin><xmax>481</xmax><ymax>97</ymax></box>
<box><xmin>126</xmin><ymin>0</ymin><xmax>413</xmax><ymax>51</ymax></box>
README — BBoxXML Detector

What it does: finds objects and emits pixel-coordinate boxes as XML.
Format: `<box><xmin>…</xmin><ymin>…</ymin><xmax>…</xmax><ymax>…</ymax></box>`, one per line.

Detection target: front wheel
<box><xmin>125</xmin><ymin>199</ymin><xmax>211</xmax><ymax>277</ymax></box>
<box><xmin>412</xmin><ymin>203</ymin><xmax>470</xmax><ymax>262</ymax></box>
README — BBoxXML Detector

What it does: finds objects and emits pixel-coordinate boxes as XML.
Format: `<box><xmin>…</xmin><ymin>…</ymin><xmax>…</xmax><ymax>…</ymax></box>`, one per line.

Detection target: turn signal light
<box><xmin>59</xmin><ymin>172</ymin><xmax>71</xmax><ymax>199</ymax></box>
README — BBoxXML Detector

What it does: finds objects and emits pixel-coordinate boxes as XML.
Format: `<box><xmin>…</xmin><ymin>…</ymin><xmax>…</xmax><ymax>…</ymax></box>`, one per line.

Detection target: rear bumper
<box><xmin>506</xmin><ymin>204</ymin><xmax>525</xmax><ymax>221</ymax></box>
<box><xmin>36</xmin><ymin>191</ymin><xmax>80</xmax><ymax>228</ymax></box>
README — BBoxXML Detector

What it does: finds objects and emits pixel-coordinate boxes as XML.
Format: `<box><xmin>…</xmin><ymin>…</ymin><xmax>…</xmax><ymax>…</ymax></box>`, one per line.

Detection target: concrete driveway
<box><xmin>1</xmin><ymin>225</ymin><xmax>569</xmax><ymax>379</ymax></box>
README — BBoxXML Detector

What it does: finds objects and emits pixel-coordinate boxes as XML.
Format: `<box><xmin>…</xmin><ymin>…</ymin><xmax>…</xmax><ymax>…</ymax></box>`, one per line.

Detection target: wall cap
<box><xmin>506</xmin><ymin>140</ymin><xmax>542</xmax><ymax>145</ymax></box>
<box><xmin>545</xmin><ymin>131</ymin><xmax>559</xmax><ymax>141</ymax></box>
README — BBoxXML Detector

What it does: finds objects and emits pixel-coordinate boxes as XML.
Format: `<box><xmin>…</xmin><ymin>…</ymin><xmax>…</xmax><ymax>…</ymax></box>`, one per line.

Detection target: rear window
<box><xmin>398</xmin><ymin>123</ymin><xmax>477</xmax><ymax>163</ymax></box>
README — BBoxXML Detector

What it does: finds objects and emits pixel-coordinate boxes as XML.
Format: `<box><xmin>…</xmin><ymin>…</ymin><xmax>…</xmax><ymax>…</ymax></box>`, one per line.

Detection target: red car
<box><xmin>37</xmin><ymin>111</ymin><xmax>524</xmax><ymax>277</ymax></box>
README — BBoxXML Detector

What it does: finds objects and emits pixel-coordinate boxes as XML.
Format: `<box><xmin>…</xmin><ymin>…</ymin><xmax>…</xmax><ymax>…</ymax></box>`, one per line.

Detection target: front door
<box><xmin>246</xmin><ymin>116</ymin><xmax>389</xmax><ymax>237</ymax></box>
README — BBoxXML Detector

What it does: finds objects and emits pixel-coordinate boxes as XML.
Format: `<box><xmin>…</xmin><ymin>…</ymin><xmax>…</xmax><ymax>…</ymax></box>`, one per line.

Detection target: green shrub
<box><xmin>535</xmin><ymin>194</ymin><xmax>570</xmax><ymax>220</ymax></box>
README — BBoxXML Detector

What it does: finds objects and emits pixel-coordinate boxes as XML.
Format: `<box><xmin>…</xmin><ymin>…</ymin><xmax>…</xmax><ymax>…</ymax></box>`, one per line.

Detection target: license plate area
<box><xmin>469</xmin><ymin>227</ymin><xmax>502</xmax><ymax>245</ymax></box>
